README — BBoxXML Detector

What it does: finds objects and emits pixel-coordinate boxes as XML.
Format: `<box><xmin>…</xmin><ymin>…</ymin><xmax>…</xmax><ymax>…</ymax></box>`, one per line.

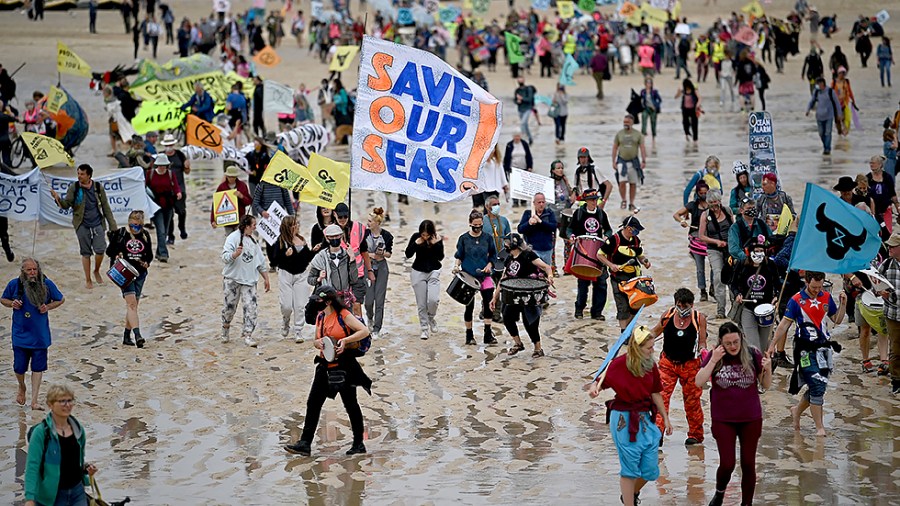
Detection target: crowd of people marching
<box><xmin>2</xmin><ymin>0</ymin><xmax>900</xmax><ymax>505</ymax></box>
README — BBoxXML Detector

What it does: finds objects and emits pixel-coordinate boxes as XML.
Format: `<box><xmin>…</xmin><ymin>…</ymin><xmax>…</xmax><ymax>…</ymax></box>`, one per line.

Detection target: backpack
<box><xmin>659</xmin><ymin>307</ymin><xmax>700</xmax><ymax>333</ymax></box>
<box><xmin>316</xmin><ymin>309</ymin><xmax>371</xmax><ymax>355</ymax></box>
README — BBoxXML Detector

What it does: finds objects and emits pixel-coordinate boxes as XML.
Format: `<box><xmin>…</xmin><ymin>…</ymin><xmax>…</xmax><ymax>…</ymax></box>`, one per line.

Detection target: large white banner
<box><xmin>351</xmin><ymin>36</ymin><xmax>502</xmax><ymax>202</ymax></box>
<box><xmin>0</xmin><ymin>169</ymin><xmax>42</xmax><ymax>221</ymax></box>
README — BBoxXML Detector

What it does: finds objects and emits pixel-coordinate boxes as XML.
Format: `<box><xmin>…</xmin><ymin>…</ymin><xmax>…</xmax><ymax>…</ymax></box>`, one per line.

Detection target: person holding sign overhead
<box><xmin>221</xmin><ymin>215</ymin><xmax>271</xmax><ymax>347</ymax></box>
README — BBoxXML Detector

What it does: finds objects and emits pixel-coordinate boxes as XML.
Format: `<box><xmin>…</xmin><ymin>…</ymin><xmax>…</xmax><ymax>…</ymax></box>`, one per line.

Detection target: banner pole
<box><xmin>9</xmin><ymin>62</ymin><xmax>26</xmax><ymax>80</ymax></box>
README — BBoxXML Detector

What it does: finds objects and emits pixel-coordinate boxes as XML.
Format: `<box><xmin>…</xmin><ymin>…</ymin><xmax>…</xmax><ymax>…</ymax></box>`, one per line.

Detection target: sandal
<box><xmin>620</xmin><ymin>200</ymin><xmax>627</xmax><ymax>209</ymax></box>
<box><xmin>531</xmin><ymin>349</ymin><xmax>545</xmax><ymax>358</ymax></box>
<box><xmin>508</xmin><ymin>342</ymin><xmax>525</xmax><ymax>356</ymax></box>
<box><xmin>861</xmin><ymin>359</ymin><xmax>875</xmax><ymax>374</ymax></box>
<box><xmin>877</xmin><ymin>361</ymin><xmax>890</xmax><ymax>376</ymax></box>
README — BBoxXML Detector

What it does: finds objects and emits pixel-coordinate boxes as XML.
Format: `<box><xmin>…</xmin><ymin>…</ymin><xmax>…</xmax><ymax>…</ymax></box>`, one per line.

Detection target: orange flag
<box><xmin>185</xmin><ymin>115</ymin><xmax>223</xmax><ymax>153</ymax></box>
<box><xmin>253</xmin><ymin>46</ymin><xmax>282</xmax><ymax>67</ymax></box>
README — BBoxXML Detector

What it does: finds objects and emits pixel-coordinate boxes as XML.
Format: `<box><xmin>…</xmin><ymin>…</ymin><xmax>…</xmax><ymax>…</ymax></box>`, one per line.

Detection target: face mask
<box><xmin>677</xmin><ymin>306</ymin><xmax>692</xmax><ymax>318</ymax></box>
<box><xmin>750</xmin><ymin>252</ymin><xmax>765</xmax><ymax>264</ymax></box>
<box><xmin>328</xmin><ymin>238</ymin><xmax>342</xmax><ymax>247</ymax></box>
<box><xmin>744</xmin><ymin>207</ymin><xmax>758</xmax><ymax>218</ymax></box>
<box><xmin>471</xmin><ymin>225</ymin><xmax>483</xmax><ymax>233</ymax></box>
<box><xmin>631</xmin><ymin>228</ymin><xmax>640</xmax><ymax>237</ymax></box>
<box><xmin>129</xmin><ymin>224</ymin><xmax>142</xmax><ymax>233</ymax></box>
<box><xmin>490</xmin><ymin>205</ymin><xmax>500</xmax><ymax>215</ymax></box>
<box><xmin>698</xmin><ymin>194</ymin><xmax>707</xmax><ymax>201</ymax></box>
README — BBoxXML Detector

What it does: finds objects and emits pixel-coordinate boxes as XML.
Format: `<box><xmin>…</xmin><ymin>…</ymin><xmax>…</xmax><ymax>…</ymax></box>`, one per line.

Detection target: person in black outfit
<box><xmin>567</xmin><ymin>188</ymin><xmax>613</xmax><ymax>320</ymax></box>
<box><xmin>0</xmin><ymin>101</ymin><xmax>18</xmax><ymax>168</ymax></box>
<box><xmin>310</xmin><ymin>206</ymin><xmax>337</xmax><ymax>254</ymax></box>
<box><xmin>252</xmin><ymin>75</ymin><xmax>266</xmax><ymax>137</ymax></box>
<box><xmin>284</xmin><ymin>284</ymin><xmax>371</xmax><ymax>457</ymax></box>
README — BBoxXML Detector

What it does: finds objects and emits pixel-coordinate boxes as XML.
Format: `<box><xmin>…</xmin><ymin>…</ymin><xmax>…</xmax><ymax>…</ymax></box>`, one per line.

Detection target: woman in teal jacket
<box><xmin>25</xmin><ymin>384</ymin><xmax>97</xmax><ymax>506</ymax></box>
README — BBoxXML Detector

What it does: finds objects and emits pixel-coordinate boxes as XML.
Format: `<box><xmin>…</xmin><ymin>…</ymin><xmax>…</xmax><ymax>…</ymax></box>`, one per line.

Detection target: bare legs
<box><xmin>82</xmin><ymin>254</ymin><xmax>105</xmax><ymax>289</ymax></box>
<box><xmin>16</xmin><ymin>371</ymin><xmax>43</xmax><ymax>410</ymax></box>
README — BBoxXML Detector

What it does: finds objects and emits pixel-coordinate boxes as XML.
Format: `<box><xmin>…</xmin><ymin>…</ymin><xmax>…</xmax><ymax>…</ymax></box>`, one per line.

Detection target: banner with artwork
<box><xmin>748</xmin><ymin>111</ymin><xmax>778</xmax><ymax>195</ymax></box>
<box><xmin>351</xmin><ymin>36</ymin><xmax>502</xmax><ymax>202</ymax></box>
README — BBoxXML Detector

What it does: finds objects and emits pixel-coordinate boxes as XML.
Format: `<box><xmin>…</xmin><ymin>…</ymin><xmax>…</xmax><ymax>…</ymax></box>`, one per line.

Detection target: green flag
<box><xmin>578</xmin><ymin>0</ymin><xmax>596</xmax><ymax>12</ymax></box>
<box><xmin>505</xmin><ymin>32</ymin><xmax>524</xmax><ymax>65</ymax></box>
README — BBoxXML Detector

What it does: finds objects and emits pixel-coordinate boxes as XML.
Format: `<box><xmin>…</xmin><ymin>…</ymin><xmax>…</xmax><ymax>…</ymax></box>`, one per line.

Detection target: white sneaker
<box><xmin>371</xmin><ymin>331</ymin><xmax>380</xmax><ymax>341</ymax></box>
<box><xmin>420</xmin><ymin>330</ymin><xmax>429</xmax><ymax>340</ymax></box>
<box><xmin>294</xmin><ymin>331</ymin><xmax>304</xmax><ymax>344</ymax></box>
<box><xmin>244</xmin><ymin>335</ymin><xmax>258</xmax><ymax>347</ymax></box>
<box><xmin>281</xmin><ymin>316</ymin><xmax>291</xmax><ymax>337</ymax></box>
<box><xmin>222</xmin><ymin>326</ymin><xmax>230</xmax><ymax>343</ymax></box>
<box><xmin>429</xmin><ymin>320</ymin><xmax>438</xmax><ymax>333</ymax></box>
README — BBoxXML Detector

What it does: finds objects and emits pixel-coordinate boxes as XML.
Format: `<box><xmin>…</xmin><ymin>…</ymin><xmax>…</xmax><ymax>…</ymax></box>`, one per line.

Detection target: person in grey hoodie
<box><xmin>307</xmin><ymin>224</ymin><xmax>363</xmax><ymax>317</ymax></box>
<box><xmin>806</xmin><ymin>76</ymin><xmax>843</xmax><ymax>155</ymax></box>
<box><xmin>221</xmin><ymin>215</ymin><xmax>270</xmax><ymax>347</ymax></box>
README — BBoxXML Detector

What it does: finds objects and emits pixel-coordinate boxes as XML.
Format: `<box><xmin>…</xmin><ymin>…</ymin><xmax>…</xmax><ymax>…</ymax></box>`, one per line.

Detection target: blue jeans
<box><xmin>553</xmin><ymin>115</ymin><xmax>567</xmax><ymax>141</ymax></box>
<box><xmin>518</xmin><ymin>109</ymin><xmax>532</xmax><ymax>143</ymax></box>
<box><xmin>575</xmin><ymin>271</ymin><xmax>608</xmax><ymax>317</ymax></box>
<box><xmin>152</xmin><ymin>207</ymin><xmax>174</xmax><ymax>259</ymax></box>
<box><xmin>880</xmin><ymin>60</ymin><xmax>892</xmax><ymax>87</ymax></box>
<box><xmin>46</xmin><ymin>483</ymin><xmax>87</xmax><ymax>506</ymax></box>
<box><xmin>534</xmin><ymin>249</ymin><xmax>552</xmax><ymax>265</ymax></box>
<box><xmin>817</xmin><ymin>118</ymin><xmax>833</xmax><ymax>151</ymax></box>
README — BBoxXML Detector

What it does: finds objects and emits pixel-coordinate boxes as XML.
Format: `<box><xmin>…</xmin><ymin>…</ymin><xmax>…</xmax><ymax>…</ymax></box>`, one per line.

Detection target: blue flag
<box><xmin>788</xmin><ymin>183</ymin><xmax>882</xmax><ymax>274</ymax></box>
<box><xmin>591</xmin><ymin>306</ymin><xmax>644</xmax><ymax>381</ymax></box>
<box><xmin>559</xmin><ymin>54</ymin><xmax>578</xmax><ymax>86</ymax></box>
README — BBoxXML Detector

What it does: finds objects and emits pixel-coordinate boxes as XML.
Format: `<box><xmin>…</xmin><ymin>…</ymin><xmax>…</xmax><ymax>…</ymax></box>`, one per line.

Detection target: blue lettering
<box><xmin>406</xmin><ymin>105</ymin><xmax>440</xmax><ymax>142</ymax></box>
<box><xmin>435</xmin><ymin>157</ymin><xmax>459</xmax><ymax>194</ymax></box>
<box><xmin>422</xmin><ymin>66</ymin><xmax>452</xmax><ymax>106</ymax></box>
<box><xmin>432</xmin><ymin>115</ymin><xmax>467</xmax><ymax>154</ymax></box>
<box><xmin>408</xmin><ymin>149</ymin><xmax>434</xmax><ymax>189</ymax></box>
<box><xmin>391</xmin><ymin>62</ymin><xmax>424</xmax><ymax>102</ymax></box>
<box><xmin>449</xmin><ymin>77</ymin><xmax>472</xmax><ymax>115</ymax></box>
<box><xmin>385</xmin><ymin>139</ymin><xmax>408</xmax><ymax>179</ymax></box>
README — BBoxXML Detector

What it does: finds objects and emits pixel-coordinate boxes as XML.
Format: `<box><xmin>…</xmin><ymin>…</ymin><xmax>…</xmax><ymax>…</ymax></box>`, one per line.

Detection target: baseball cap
<box><xmin>623</xmin><ymin>216</ymin><xmax>644</xmax><ymax>231</ymax></box>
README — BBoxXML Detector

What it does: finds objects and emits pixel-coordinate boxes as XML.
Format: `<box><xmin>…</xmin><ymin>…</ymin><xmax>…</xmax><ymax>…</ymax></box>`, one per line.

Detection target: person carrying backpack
<box><xmin>805</xmin><ymin>77</ymin><xmax>843</xmax><ymax>155</ymax></box>
<box><xmin>801</xmin><ymin>47</ymin><xmax>825</xmax><ymax>94</ymax></box>
<box><xmin>284</xmin><ymin>284</ymin><xmax>372</xmax><ymax>457</ymax></box>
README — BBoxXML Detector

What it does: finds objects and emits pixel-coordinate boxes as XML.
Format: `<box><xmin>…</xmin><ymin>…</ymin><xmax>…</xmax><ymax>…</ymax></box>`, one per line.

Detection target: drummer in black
<box><xmin>454</xmin><ymin>210</ymin><xmax>497</xmax><ymax>345</ymax></box>
<box><xmin>491</xmin><ymin>233</ymin><xmax>554</xmax><ymax>358</ymax></box>
<box><xmin>599</xmin><ymin>216</ymin><xmax>651</xmax><ymax>332</ymax></box>
<box><xmin>567</xmin><ymin>188</ymin><xmax>613</xmax><ymax>320</ymax></box>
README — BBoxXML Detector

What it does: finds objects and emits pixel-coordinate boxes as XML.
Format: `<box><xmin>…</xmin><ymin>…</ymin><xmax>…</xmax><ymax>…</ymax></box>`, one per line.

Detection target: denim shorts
<box><xmin>13</xmin><ymin>346</ymin><xmax>48</xmax><ymax>374</ymax></box>
<box><xmin>121</xmin><ymin>271</ymin><xmax>148</xmax><ymax>299</ymax></box>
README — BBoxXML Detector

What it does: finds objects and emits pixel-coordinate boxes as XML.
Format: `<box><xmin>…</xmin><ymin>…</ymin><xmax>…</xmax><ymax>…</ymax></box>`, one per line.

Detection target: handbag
<box><xmin>87</xmin><ymin>476</ymin><xmax>109</xmax><ymax>506</ymax></box>
<box><xmin>548</xmin><ymin>103</ymin><xmax>559</xmax><ymax>118</ymax></box>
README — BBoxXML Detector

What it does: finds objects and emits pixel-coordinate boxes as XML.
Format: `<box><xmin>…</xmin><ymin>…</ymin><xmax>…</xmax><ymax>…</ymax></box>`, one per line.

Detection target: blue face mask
<box><xmin>631</xmin><ymin>227</ymin><xmax>640</xmax><ymax>237</ymax></box>
<box><xmin>129</xmin><ymin>224</ymin><xmax>142</xmax><ymax>233</ymax></box>
<box><xmin>490</xmin><ymin>205</ymin><xmax>500</xmax><ymax>215</ymax></box>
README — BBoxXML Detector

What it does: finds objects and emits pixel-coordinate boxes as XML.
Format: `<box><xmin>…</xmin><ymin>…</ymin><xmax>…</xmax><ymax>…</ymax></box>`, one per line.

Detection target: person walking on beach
<box><xmin>50</xmin><ymin>164</ymin><xmax>117</xmax><ymax>289</ymax></box>
<box><xmin>406</xmin><ymin>220</ymin><xmax>445</xmax><ymax>340</ymax></box>
<box><xmin>105</xmin><ymin>210</ymin><xmax>153</xmax><ymax>348</ymax></box>
<box><xmin>455</xmin><ymin>210</ymin><xmax>497</xmax><ymax>346</ymax></box>
<box><xmin>1</xmin><ymin>258</ymin><xmax>64</xmax><ymax>411</ymax></box>
<box><xmin>589</xmin><ymin>326</ymin><xmax>672</xmax><ymax>506</ymax></box>
<box><xmin>806</xmin><ymin>77</ymin><xmax>842</xmax><ymax>155</ymax></box>
<box><xmin>144</xmin><ymin>154</ymin><xmax>182</xmax><ymax>262</ymax></box>
<box><xmin>221</xmin><ymin>215</ymin><xmax>271</xmax><ymax>347</ymax></box>
<box><xmin>611</xmin><ymin>114</ymin><xmax>646</xmax><ymax>211</ymax></box>
<box><xmin>363</xmin><ymin>208</ymin><xmax>393</xmax><ymax>341</ymax></box>
<box><xmin>876</xmin><ymin>233</ymin><xmax>900</xmax><ymax>396</ymax></box>
<box><xmin>159</xmin><ymin>134</ymin><xmax>191</xmax><ymax>244</ymax></box>
<box><xmin>696</xmin><ymin>322</ymin><xmax>772</xmax><ymax>506</ymax></box>
<box><xmin>284</xmin><ymin>284</ymin><xmax>371</xmax><ymax>457</ymax></box>
<box><xmin>272</xmin><ymin>216</ymin><xmax>313</xmax><ymax>343</ymax></box>
<box><xmin>675</xmin><ymin>79</ymin><xmax>700</xmax><ymax>144</ymax></box>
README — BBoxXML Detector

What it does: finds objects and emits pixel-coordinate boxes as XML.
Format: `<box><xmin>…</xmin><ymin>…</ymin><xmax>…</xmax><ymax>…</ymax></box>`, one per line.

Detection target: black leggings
<box><xmin>682</xmin><ymin>107</ymin><xmax>698</xmax><ymax>140</ymax></box>
<box><xmin>758</xmin><ymin>89</ymin><xmax>767</xmax><ymax>111</ymax></box>
<box><xmin>712</xmin><ymin>418</ymin><xmax>762</xmax><ymax>504</ymax></box>
<box><xmin>464</xmin><ymin>287</ymin><xmax>494</xmax><ymax>322</ymax></box>
<box><xmin>300</xmin><ymin>364</ymin><xmax>365</xmax><ymax>444</ymax></box>
<box><xmin>502</xmin><ymin>304</ymin><xmax>541</xmax><ymax>343</ymax></box>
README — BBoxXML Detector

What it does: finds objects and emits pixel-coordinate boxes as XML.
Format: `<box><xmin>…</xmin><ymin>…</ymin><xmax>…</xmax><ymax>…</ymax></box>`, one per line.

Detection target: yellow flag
<box><xmin>557</xmin><ymin>0</ymin><xmax>575</xmax><ymax>19</ymax></box>
<box><xmin>20</xmin><ymin>132</ymin><xmax>74</xmax><ymax>168</ymax></box>
<box><xmin>619</xmin><ymin>1</ymin><xmax>639</xmax><ymax>17</ymax></box>
<box><xmin>741</xmin><ymin>0</ymin><xmax>764</xmax><ymax>19</ymax></box>
<box><xmin>212</xmin><ymin>189</ymin><xmax>240</xmax><ymax>227</ymax></box>
<box><xmin>463</xmin><ymin>0</ymin><xmax>473</xmax><ymax>10</ymax></box>
<box><xmin>57</xmin><ymin>42</ymin><xmax>92</xmax><ymax>78</ymax></box>
<box><xmin>329</xmin><ymin>46</ymin><xmax>360</xmax><ymax>72</ymax></box>
<box><xmin>641</xmin><ymin>4</ymin><xmax>668</xmax><ymax>29</ymax></box>
<box><xmin>673</xmin><ymin>0</ymin><xmax>682</xmax><ymax>18</ymax></box>
<box><xmin>775</xmin><ymin>204</ymin><xmax>793</xmax><ymax>235</ymax></box>
<box><xmin>253</xmin><ymin>45</ymin><xmax>282</xmax><ymax>67</ymax></box>
<box><xmin>306</xmin><ymin>153</ymin><xmax>350</xmax><ymax>209</ymax></box>
<box><xmin>262</xmin><ymin>151</ymin><xmax>320</xmax><ymax>194</ymax></box>
<box><xmin>45</xmin><ymin>86</ymin><xmax>68</xmax><ymax>115</ymax></box>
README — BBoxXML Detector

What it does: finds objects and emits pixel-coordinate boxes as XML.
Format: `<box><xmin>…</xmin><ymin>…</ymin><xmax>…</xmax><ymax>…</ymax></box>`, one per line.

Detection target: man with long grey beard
<box><xmin>1</xmin><ymin>258</ymin><xmax>65</xmax><ymax>410</ymax></box>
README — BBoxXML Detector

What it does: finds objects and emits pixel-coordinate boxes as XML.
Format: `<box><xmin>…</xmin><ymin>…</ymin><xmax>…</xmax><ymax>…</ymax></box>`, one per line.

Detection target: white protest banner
<box><xmin>510</xmin><ymin>168</ymin><xmax>555</xmax><ymax>203</ymax></box>
<box><xmin>264</xmin><ymin>80</ymin><xmax>294</xmax><ymax>114</ymax></box>
<box><xmin>876</xmin><ymin>10</ymin><xmax>889</xmax><ymax>25</ymax></box>
<box><xmin>0</xmin><ymin>168</ymin><xmax>42</xmax><ymax>221</ymax></box>
<box><xmin>256</xmin><ymin>201</ymin><xmax>289</xmax><ymax>245</ymax></box>
<box><xmin>40</xmin><ymin>167</ymin><xmax>160</xmax><ymax>227</ymax></box>
<box><xmin>351</xmin><ymin>36</ymin><xmax>502</xmax><ymax>202</ymax></box>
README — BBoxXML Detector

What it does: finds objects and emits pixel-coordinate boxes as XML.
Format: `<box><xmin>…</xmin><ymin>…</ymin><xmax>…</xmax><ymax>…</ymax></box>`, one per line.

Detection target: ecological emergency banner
<box><xmin>748</xmin><ymin>111</ymin><xmax>778</xmax><ymax>195</ymax></box>
<box><xmin>0</xmin><ymin>168</ymin><xmax>159</xmax><ymax>225</ymax></box>
<box><xmin>351</xmin><ymin>36</ymin><xmax>502</xmax><ymax>202</ymax></box>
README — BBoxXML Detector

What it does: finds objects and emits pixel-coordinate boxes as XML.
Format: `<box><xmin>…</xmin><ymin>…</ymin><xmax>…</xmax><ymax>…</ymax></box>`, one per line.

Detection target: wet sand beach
<box><xmin>1</xmin><ymin>0</ymin><xmax>899</xmax><ymax>504</ymax></box>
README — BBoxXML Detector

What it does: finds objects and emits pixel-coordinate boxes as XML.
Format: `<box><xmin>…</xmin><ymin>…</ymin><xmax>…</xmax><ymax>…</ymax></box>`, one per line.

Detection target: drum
<box><xmin>570</xmin><ymin>235</ymin><xmax>604</xmax><ymax>279</ymax></box>
<box><xmin>561</xmin><ymin>207</ymin><xmax>576</xmax><ymax>218</ymax></box>
<box><xmin>753</xmin><ymin>303</ymin><xmax>776</xmax><ymax>327</ymax></box>
<box><xmin>446</xmin><ymin>271</ymin><xmax>480</xmax><ymax>305</ymax></box>
<box><xmin>107</xmin><ymin>258</ymin><xmax>139</xmax><ymax>288</ymax></box>
<box><xmin>617</xmin><ymin>276</ymin><xmax>659</xmax><ymax>309</ymax></box>
<box><xmin>500</xmin><ymin>278</ymin><xmax>550</xmax><ymax>306</ymax></box>
<box><xmin>322</xmin><ymin>336</ymin><xmax>337</xmax><ymax>362</ymax></box>
<box><xmin>859</xmin><ymin>291</ymin><xmax>888</xmax><ymax>335</ymax></box>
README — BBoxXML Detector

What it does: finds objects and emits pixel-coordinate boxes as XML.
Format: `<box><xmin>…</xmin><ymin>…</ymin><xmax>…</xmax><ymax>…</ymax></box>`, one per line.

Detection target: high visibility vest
<box><xmin>695</xmin><ymin>40</ymin><xmax>709</xmax><ymax>58</ymax></box>
<box><xmin>342</xmin><ymin>220</ymin><xmax>367</xmax><ymax>278</ymax></box>
<box><xmin>563</xmin><ymin>34</ymin><xmax>576</xmax><ymax>54</ymax></box>
<box><xmin>711</xmin><ymin>41</ymin><xmax>726</xmax><ymax>63</ymax></box>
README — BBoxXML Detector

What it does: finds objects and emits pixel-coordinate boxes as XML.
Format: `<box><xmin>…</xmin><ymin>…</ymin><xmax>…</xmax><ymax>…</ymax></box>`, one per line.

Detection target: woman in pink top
<box><xmin>638</xmin><ymin>39</ymin><xmax>656</xmax><ymax>78</ymax></box>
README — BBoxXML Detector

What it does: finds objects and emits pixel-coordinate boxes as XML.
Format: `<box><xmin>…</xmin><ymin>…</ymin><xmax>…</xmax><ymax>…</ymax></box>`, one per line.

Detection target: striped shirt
<box><xmin>878</xmin><ymin>257</ymin><xmax>900</xmax><ymax>321</ymax></box>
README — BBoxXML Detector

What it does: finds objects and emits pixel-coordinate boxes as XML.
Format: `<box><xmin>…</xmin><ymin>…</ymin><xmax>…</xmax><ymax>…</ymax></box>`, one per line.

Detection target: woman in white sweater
<box><xmin>221</xmin><ymin>215</ymin><xmax>271</xmax><ymax>347</ymax></box>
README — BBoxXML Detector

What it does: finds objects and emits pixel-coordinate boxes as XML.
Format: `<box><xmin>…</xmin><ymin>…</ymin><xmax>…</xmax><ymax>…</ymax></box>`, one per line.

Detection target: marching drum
<box><xmin>570</xmin><ymin>235</ymin><xmax>605</xmax><ymax>279</ymax></box>
<box><xmin>618</xmin><ymin>276</ymin><xmax>659</xmax><ymax>309</ymax></box>
<box><xmin>447</xmin><ymin>271</ymin><xmax>480</xmax><ymax>305</ymax></box>
<box><xmin>753</xmin><ymin>303</ymin><xmax>777</xmax><ymax>327</ymax></box>
<box><xmin>322</xmin><ymin>336</ymin><xmax>337</xmax><ymax>362</ymax></box>
<box><xmin>499</xmin><ymin>278</ymin><xmax>550</xmax><ymax>306</ymax></box>
<box><xmin>107</xmin><ymin>258</ymin><xmax>139</xmax><ymax>288</ymax></box>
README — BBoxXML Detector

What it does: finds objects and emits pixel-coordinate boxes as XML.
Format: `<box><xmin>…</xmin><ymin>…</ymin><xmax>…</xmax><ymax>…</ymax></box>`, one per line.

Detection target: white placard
<box><xmin>264</xmin><ymin>80</ymin><xmax>294</xmax><ymax>114</ymax></box>
<box><xmin>876</xmin><ymin>10</ymin><xmax>889</xmax><ymax>25</ymax></box>
<box><xmin>255</xmin><ymin>201</ymin><xmax>288</xmax><ymax>245</ymax></box>
<box><xmin>510</xmin><ymin>168</ymin><xmax>555</xmax><ymax>203</ymax></box>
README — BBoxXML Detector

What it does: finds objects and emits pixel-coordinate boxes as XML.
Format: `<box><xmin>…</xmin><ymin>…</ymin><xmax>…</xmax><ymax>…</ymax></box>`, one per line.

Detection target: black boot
<box><xmin>133</xmin><ymin>328</ymin><xmax>145</xmax><ymax>349</ymax></box>
<box><xmin>465</xmin><ymin>329</ymin><xmax>476</xmax><ymax>345</ymax></box>
<box><xmin>708</xmin><ymin>490</ymin><xmax>725</xmax><ymax>506</ymax></box>
<box><xmin>700</xmin><ymin>289</ymin><xmax>709</xmax><ymax>302</ymax></box>
<box><xmin>284</xmin><ymin>440</ymin><xmax>311</xmax><ymax>456</ymax></box>
<box><xmin>123</xmin><ymin>329</ymin><xmax>135</xmax><ymax>346</ymax></box>
<box><xmin>346</xmin><ymin>442</ymin><xmax>367</xmax><ymax>455</ymax></box>
<box><xmin>484</xmin><ymin>325</ymin><xmax>497</xmax><ymax>345</ymax></box>
<box><xmin>2</xmin><ymin>244</ymin><xmax>13</xmax><ymax>262</ymax></box>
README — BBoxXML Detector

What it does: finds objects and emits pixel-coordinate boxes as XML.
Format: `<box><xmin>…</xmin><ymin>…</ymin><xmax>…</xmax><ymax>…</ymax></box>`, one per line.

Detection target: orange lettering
<box><xmin>362</xmin><ymin>134</ymin><xmax>386</xmax><ymax>173</ymax></box>
<box><xmin>370</xmin><ymin>96</ymin><xmax>405</xmax><ymax>134</ymax></box>
<box><xmin>462</xmin><ymin>101</ymin><xmax>498</xmax><ymax>180</ymax></box>
<box><xmin>367</xmin><ymin>52</ymin><xmax>394</xmax><ymax>91</ymax></box>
